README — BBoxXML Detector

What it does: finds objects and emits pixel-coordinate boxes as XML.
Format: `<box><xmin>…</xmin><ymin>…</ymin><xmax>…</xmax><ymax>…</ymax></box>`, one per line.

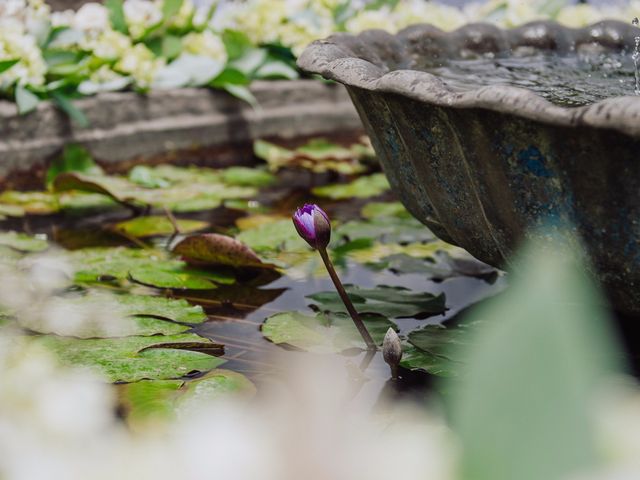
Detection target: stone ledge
<box><xmin>0</xmin><ymin>80</ymin><xmax>361</xmax><ymax>177</ymax></box>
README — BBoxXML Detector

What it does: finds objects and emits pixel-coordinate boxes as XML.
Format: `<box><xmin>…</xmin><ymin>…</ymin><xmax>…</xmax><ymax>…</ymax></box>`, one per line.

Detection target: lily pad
<box><xmin>312</xmin><ymin>173</ymin><xmax>390</xmax><ymax>199</ymax></box>
<box><xmin>399</xmin><ymin>319</ymin><xmax>481</xmax><ymax>377</ymax></box>
<box><xmin>34</xmin><ymin>333</ymin><xmax>225</xmax><ymax>382</ymax></box>
<box><xmin>173</xmin><ymin>233</ymin><xmax>270</xmax><ymax>269</ymax></box>
<box><xmin>129</xmin><ymin>264</ymin><xmax>234</xmax><ymax>290</ymax></box>
<box><xmin>11</xmin><ymin>292</ymin><xmax>204</xmax><ymax>338</ymax></box>
<box><xmin>119</xmin><ymin>369</ymin><xmax>255</xmax><ymax>428</ymax></box>
<box><xmin>254</xmin><ymin>138</ymin><xmax>372</xmax><ymax>174</ymax></box>
<box><xmin>0</xmin><ymin>231</ymin><xmax>49</xmax><ymax>252</ymax></box>
<box><xmin>221</xmin><ymin>166</ymin><xmax>276</xmax><ymax>187</ymax></box>
<box><xmin>262</xmin><ymin>310</ymin><xmax>396</xmax><ymax>353</ymax></box>
<box><xmin>308</xmin><ymin>284</ymin><xmax>446</xmax><ymax>319</ymax></box>
<box><xmin>336</xmin><ymin>216</ymin><xmax>435</xmax><ymax>244</ymax></box>
<box><xmin>69</xmin><ymin>247</ymin><xmax>170</xmax><ymax>283</ymax></box>
<box><xmin>112</xmin><ymin>216</ymin><xmax>208</xmax><ymax>238</ymax></box>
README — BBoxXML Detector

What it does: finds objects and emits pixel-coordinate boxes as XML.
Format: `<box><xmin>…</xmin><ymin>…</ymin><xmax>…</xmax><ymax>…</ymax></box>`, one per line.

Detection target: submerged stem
<box><xmin>318</xmin><ymin>247</ymin><xmax>377</xmax><ymax>351</ymax></box>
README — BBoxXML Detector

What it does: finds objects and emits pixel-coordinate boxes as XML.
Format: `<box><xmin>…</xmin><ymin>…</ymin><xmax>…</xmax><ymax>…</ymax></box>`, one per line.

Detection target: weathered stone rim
<box><xmin>297</xmin><ymin>20</ymin><xmax>640</xmax><ymax>138</ymax></box>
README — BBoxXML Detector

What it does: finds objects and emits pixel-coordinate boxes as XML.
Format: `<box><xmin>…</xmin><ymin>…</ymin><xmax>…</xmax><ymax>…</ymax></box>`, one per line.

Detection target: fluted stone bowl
<box><xmin>298</xmin><ymin>20</ymin><xmax>640</xmax><ymax>314</ymax></box>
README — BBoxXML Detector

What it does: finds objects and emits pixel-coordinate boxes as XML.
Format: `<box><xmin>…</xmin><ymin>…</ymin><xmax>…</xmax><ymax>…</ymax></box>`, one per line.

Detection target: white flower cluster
<box><xmin>0</xmin><ymin>0</ymin><xmax>48</xmax><ymax>89</ymax></box>
<box><xmin>1</xmin><ymin>0</ymin><xmax>640</xmax><ymax>95</ymax></box>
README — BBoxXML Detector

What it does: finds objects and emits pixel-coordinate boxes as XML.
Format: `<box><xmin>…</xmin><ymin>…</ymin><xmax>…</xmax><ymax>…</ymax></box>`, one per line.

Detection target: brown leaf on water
<box><xmin>173</xmin><ymin>233</ymin><xmax>274</xmax><ymax>269</ymax></box>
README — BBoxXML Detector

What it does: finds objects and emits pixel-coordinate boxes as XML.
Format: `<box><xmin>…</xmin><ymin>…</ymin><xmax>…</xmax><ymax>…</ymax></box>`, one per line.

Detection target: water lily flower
<box><xmin>293</xmin><ymin>204</ymin><xmax>376</xmax><ymax>350</ymax></box>
<box><xmin>292</xmin><ymin>203</ymin><xmax>331</xmax><ymax>250</ymax></box>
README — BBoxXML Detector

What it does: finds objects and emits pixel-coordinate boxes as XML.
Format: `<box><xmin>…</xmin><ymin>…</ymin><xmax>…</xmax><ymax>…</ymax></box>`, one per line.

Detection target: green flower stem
<box><xmin>318</xmin><ymin>247</ymin><xmax>377</xmax><ymax>351</ymax></box>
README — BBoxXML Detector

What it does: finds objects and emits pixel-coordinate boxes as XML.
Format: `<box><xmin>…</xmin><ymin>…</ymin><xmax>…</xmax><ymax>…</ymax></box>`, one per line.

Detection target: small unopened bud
<box><xmin>382</xmin><ymin>327</ymin><xmax>403</xmax><ymax>380</ymax></box>
<box><xmin>292</xmin><ymin>203</ymin><xmax>331</xmax><ymax>250</ymax></box>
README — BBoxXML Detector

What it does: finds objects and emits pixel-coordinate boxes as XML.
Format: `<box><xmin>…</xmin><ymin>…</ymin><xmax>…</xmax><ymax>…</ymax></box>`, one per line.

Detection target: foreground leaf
<box><xmin>120</xmin><ymin>369</ymin><xmax>255</xmax><ymax>428</ymax></box>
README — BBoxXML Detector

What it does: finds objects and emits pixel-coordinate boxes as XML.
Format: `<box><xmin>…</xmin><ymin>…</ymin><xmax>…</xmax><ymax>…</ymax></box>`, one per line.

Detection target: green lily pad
<box><xmin>360</xmin><ymin>201</ymin><xmax>412</xmax><ymax>219</ymax></box>
<box><xmin>128</xmin><ymin>165</ymin><xmax>171</xmax><ymax>188</ymax></box>
<box><xmin>221</xmin><ymin>166</ymin><xmax>276</xmax><ymax>187</ymax></box>
<box><xmin>254</xmin><ymin>138</ymin><xmax>371</xmax><ymax>174</ymax></box>
<box><xmin>399</xmin><ymin>319</ymin><xmax>481</xmax><ymax>377</ymax></box>
<box><xmin>0</xmin><ymin>191</ymin><xmax>59</xmax><ymax>215</ymax></box>
<box><xmin>262</xmin><ymin>310</ymin><xmax>396</xmax><ymax>353</ymax></box>
<box><xmin>129</xmin><ymin>264</ymin><xmax>233</xmax><ymax>290</ymax></box>
<box><xmin>0</xmin><ymin>231</ymin><xmax>49</xmax><ymax>252</ymax></box>
<box><xmin>312</xmin><ymin>173</ymin><xmax>390</xmax><ymax>199</ymax></box>
<box><xmin>52</xmin><ymin>172</ymin><xmax>142</xmax><ymax>210</ymax></box>
<box><xmin>173</xmin><ymin>233</ymin><xmax>270</xmax><ymax>269</ymax></box>
<box><xmin>308</xmin><ymin>284</ymin><xmax>446</xmax><ymax>319</ymax></box>
<box><xmin>335</xmin><ymin>216</ymin><xmax>435</xmax><ymax>244</ymax></box>
<box><xmin>34</xmin><ymin>333</ymin><xmax>225</xmax><ymax>382</ymax></box>
<box><xmin>113</xmin><ymin>216</ymin><xmax>208</xmax><ymax>238</ymax></box>
<box><xmin>69</xmin><ymin>247</ymin><xmax>170</xmax><ymax>283</ymax></box>
<box><xmin>120</xmin><ymin>369</ymin><xmax>255</xmax><ymax>428</ymax></box>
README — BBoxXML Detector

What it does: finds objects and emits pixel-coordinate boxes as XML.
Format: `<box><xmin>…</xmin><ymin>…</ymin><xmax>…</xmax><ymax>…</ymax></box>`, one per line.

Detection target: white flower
<box><xmin>345</xmin><ymin>6</ymin><xmax>398</xmax><ymax>34</ymax></box>
<box><xmin>182</xmin><ymin>30</ymin><xmax>227</xmax><ymax>62</ymax></box>
<box><xmin>116</xmin><ymin>43</ymin><xmax>165</xmax><ymax>88</ymax></box>
<box><xmin>83</xmin><ymin>29</ymin><xmax>132</xmax><ymax>60</ymax></box>
<box><xmin>123</xmin><ymin>0</ymin><xmax>162</xmax><ymax>39</ymax></box>
<box><xmin>72</xmin><ymin>2</ymin><xmax>110</xmax><ymax>32</ymax></box>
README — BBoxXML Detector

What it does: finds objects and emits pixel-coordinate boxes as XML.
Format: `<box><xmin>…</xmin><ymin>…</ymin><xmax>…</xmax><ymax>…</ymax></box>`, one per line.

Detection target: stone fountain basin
<box><xmin>298</xmin><ymin>20</ymin><xmax>640</xmax><ymax>314</ymax></box>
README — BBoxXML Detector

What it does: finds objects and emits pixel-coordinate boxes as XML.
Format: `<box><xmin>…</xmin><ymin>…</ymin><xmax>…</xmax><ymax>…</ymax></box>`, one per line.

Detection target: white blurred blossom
<box><xmin>123</xmin><ymin>0</ymin><xmax>162</xmax><ymax>39</ymax></box>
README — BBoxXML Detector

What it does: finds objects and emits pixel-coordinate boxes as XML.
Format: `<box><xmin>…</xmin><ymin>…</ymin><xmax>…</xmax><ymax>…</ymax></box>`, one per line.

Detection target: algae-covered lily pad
<box><xmin>312</xmin><ymin>173</ymin><xmax>390</xmax><ymax>199</ymax></box>
<box><xmin>262</xmin><ymin>310</ymin><xmax>396</xmax><ymax>353</ymax></box>
<box><xmin>69</xmin><ymin>247</ymin><xmax>170</xmax><ymax>283</ymax></box>
<box><xmin>0</xmin><ymin>231</ymin><xmax>49</xmax><ymax>252</ymax></box>
<box><xmin>113</xmin><ymin>216</ymin><xmax>208</xmax><ymax>238</ymax></box>
<box><xmin>34</xmin><ymin>333</ymin><xmax>225</xmax><ymax>382</ymax></box>
<box><xmin>13</xmin><ymin>292</ymin><xmax>206</xmax><ymax>338</ymax></box>
<box><xmin>119</xmin><ymin>369</ymin><xmax>255</xmax><ymax>428</ymax></box>
<box><xmin>173</xmin><ymin>233</ymin><xmax>271</xmax><ymax>269</ymax></box>
<box><xmin>308</xmin><ymin>285</ymin><xmax>446</xmax><ymax>319</ymax></box>
<box><xmin>235</xmin><ymin>218</ymin><xmax>307</xmax><ymax>253</ymax></box>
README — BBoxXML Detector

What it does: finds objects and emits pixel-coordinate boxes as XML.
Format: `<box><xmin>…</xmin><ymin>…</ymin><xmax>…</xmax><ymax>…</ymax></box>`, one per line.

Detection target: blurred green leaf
<box><xmin>46</xmin><ymin>144</ymin><xmax>102</xmax><ymax>188</ymax></box>
<box><xmin>15</xmin><ymin>85</ymin><xmax>40</xmax><ymax>114</ymax></box>
<box><xmin>312</xmin><ymin>173</ymin><xmax>390</xmax><ymax>199</ymax></box>
<box><xmin>447</xmin><ymin>241</ymin><xmax>622</xmax><ymax>480</ymax></box>
<box><xmin>0</xmin><ymin>59</ymin><xmax>19</xmax><ymax>74</ymax></box>
<box><xmin>105</xmin><ymin>0</ymin><xmax>128</xmax><ymax>35</ymax></box>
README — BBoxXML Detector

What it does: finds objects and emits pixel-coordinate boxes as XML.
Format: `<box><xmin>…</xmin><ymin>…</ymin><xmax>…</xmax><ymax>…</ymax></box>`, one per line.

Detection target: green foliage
<box><xmin>446</xmin><ymin>242</ymin><xmax>621</xmax><ymax>480</ymax></box>
<box><xmin>105</xmin><ymin>0</ymin><xmax>128</xmax><ymax>34</ymax></box>
<box><xmin>129</xmin><ymin>263</ymin><xmax>234</xmax><ymax>290</ymax></box>
<box><xmin>46</xmin><ymin>144</ymin><xmax>103</xmax><ymax>188</ymax></box>
<box><xmin>0</xmin><ymin>59</ymin><xmax>19</xmax><ymax>74</ymax></box>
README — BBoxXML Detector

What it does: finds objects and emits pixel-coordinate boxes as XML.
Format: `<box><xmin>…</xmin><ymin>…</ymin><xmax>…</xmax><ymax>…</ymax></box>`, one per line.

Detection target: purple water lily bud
<box><xmin>292</xmin><ymin>204</ymin><xmax>331</xmax><ymax>250</ymax></box>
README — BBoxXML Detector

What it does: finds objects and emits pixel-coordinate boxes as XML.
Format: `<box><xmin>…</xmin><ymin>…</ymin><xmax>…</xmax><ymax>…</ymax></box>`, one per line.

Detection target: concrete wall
<box><xmin>0</xmin><ymin>80</ymin><xmax>361</xmax><ymax>177</ymax></box>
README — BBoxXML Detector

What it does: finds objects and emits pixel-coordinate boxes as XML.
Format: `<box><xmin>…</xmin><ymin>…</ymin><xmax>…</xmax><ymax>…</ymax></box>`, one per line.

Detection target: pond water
<box><xmin>423</xmin><ymin>52</ymin><xmax>639</xmax><ymax>106</ymax></box>
<box><xmin>0</xmin><ymin>138</ymin><xmax>507</xmax><ymax>417</ymax></box>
